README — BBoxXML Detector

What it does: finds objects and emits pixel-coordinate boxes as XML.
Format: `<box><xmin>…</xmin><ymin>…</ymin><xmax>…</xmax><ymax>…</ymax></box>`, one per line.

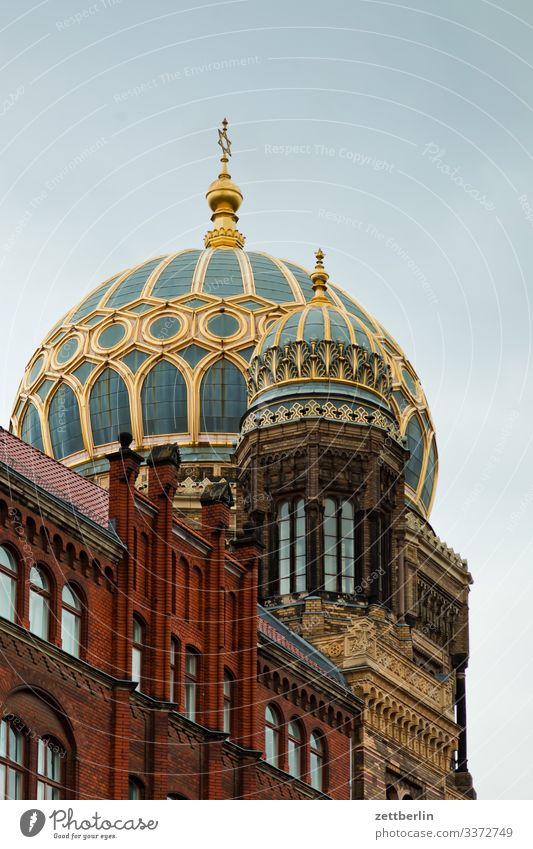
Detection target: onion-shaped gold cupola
<box><xmin>246</xmin><ymin>250</ymin><xmax>394</xmax><ymax>410</ymax></box>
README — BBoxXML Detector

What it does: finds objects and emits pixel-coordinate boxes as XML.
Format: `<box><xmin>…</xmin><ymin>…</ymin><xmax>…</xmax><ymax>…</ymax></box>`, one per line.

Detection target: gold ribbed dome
<box><xmin>9</xmin><ymin>122</ymin><xmax>438</xmax><ymax>517</ymax></box>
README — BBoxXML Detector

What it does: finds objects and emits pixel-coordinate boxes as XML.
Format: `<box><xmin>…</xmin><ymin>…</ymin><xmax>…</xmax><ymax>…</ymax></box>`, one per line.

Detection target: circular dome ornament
<box><xmin>207</xmin><ymin>312</ymin><xmax>240</xmax><ymax>338</ymax></box>
<box><xmin>97</xmin><ymin>323</ymin><xmax>126</xmax><ymax>349</ymax></box>
<box><xmin>148</xmin><ymin>315</ymin><xmax>181</xmax><ymax>340</ymax></box>
<box><xmin>56</xmin><ymin>336</ymin><xmax>80</xmax><ymax>365</ymax></box>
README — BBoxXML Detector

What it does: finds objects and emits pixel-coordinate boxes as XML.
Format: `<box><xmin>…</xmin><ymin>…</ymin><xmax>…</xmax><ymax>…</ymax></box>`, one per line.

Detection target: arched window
<box><xmin>323</xmin><ymin>498</ymin><xmax>357</xmax><ymax>593</ymax></box>
<box><xmin>89</xmin><ymin>368</ymin><xmax>132</xmax><ymax>446</ymax></box>
<box><xmin>170</xmin><ymin>638</ymin><xmax>179</xmax><ymax>703</ymax></box>
<box><xmin>309</xmin><ymin>731</ymin><xmax>325</xmax><ymax>792</ymax></box>
<box><xmin>405</xmin><ymin>414</ymin><xmax>425</xmax><ymax>492</ymax></box>
<box><xmin>287</xmin><ymin>719</ymin><xmax>304</xmax><ymax>780</ymax></box>
<box><xmin>264</xmin><ymin>705</ymin><xmax>281</xmax><ymax>768</ymax></box>
<box><xmin>49</xmin><ymin>384</ymin><xmax>84</xmax><ymax>459</ymax></box>
<box><xmin>29</xmin><ymin>566</ymin><xmax>50</xmax><ymax>641</ymax></box>
<box><xmin>223</xmin><ymin>670</ymin><xmax>234</xmax><ymax>735</ymax></box>
<box><xmin>0</xmin><ymin>717</ymin><xmax>25</xmax><ymax>799</ymax></box>
<box><xmin>61</xmin><ymin>585</ymin><xmax>82</xmax><ymax>658</ymax></box>
<box><xmin>184</xmin><ymin>649</ymin><xmax>199</xmax><ymax>721</ymax></box>
<box><xmin>0</xmin><ymin>546</ymin><xmax>18</xmax><ymax>623</ymax></box>
<box><xmin>36</xmin><ymin>738</ymin><xmax>64</xmax><ymax>800</ymax></box>
<box><xmin>369</xmin><ymin>512</ymin><xmax>391</xmax><ymax>605</ymax></box>
<box><xmin>141</xmin><ymin>360</ymin><xmax>188</xmax><ymax>435</ymax></box>
<box><xmin>199</xmin><ymin>359</ymin><xmax>247</xmax><ymax>432</ymax></box>
<box><xmin>21</xmin><ymin>403</ymin><xmax>44</xmax><ymax>452</ymax></box>
<box><xmin>132</xmin><ymin>616</ymin><xmax>145</xmax><ymax>692</ymax></box>
<box><xmin>277</xmin><ymin>499</ymin><xmax>306</xmax><ymax>594</ymax></box>
<box><xmin>128</xmin><ymin>776</ymin><xmax>145</xmax><ymax>800</ymax></box>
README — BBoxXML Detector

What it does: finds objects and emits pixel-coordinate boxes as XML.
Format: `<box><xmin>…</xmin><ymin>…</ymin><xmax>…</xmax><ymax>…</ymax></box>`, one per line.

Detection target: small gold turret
<box><xmin>204</xmin><ymin>118</ymin><xmax>245</xmax><ymax>249</ymax></box>
<box><xmin>310</xmin><ymin>248</ymin><xmax>329</xmax><ymax>301</ymax></box>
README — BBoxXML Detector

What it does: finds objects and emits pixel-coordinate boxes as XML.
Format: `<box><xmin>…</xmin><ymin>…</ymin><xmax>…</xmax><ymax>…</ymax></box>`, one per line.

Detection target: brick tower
<box><xmin>234</xmin><ymin>251</ymin><xmax>475</xmax><ymax>800</ymax></box>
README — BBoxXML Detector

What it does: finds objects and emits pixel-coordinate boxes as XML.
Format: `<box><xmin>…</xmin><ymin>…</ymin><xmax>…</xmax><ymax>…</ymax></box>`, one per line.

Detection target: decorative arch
<box><xmin>141</xmin><ymin>359</ymin><xmax>187</xmax><ymax>435</ymax></box>
<box><xmin>48</xmin><ymin>383</ymin><xmax>84</xmax><ymax>459</ymax></box>
<box><xmin>89</xmin><ymin>367</ymin><xmax>132</xmax><ymax>447</ymax></box>
<box><xmin>199</xmin><ymin>357</ymin><xmax>247</xmax><ymax>433</ymax></box>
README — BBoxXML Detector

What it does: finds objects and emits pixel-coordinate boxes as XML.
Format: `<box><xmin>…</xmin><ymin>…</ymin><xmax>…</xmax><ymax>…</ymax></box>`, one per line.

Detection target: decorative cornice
<box><xmin>240</xmin><ymin>397</ymin><xmax>404</xmax><ymax>444</ymax></box>
<box><xmin>247</xmin><ymin>339</ymin><xmax>393</xmax><ymax>401</ymax></box>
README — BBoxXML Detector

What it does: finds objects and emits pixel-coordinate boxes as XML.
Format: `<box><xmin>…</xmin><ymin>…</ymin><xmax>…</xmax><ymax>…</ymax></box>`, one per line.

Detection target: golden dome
<box><xmin>9</xmin><ymin>123</ymin><xmax>438</xmax><ymax>518</ymax></box>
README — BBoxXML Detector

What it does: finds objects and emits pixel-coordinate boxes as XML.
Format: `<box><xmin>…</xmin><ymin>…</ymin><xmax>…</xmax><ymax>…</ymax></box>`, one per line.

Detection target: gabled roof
<box><xmin>0</xmin><ymin>427</ymin><xmax>109</xmax><ymax>528</ymax></box>
<box><xmin>258</xmin><ymin>605</ymin><xmax>347</xmax><ymax>688</ymax></box>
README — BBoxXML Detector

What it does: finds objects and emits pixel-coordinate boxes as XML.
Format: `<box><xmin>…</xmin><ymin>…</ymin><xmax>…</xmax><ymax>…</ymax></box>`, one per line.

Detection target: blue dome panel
<box><xmin>203</xmin><ymin>250</ymin><xmax>244</xmax><ymax>296</ymax></box>
<box><xmin>21</xmin><ymin>403</ymin><xmax>44</xmax><ymax>452</ymax></box>
<box><xmin>248</xmin><ymin>253</ymin><xmax>295</xmax><ymax>303</ymax></box>
<box><xmin>151</xmin><ymin>251</ymin><xmax>201</xmax><ymax>300</ymax></box>
<box><xmin>90</xmin><ymin>368</ymin><xmax>132</xmax><ymax>446</ymax></box>
<box><xmin>142</xmin><ymin>361</ymin><xmax>188</xmax><ymax>435</ymax></box>
<box><xmin>49</xmin><ymin>384</ymin><xmax>84</xmax><ymax>459</ymax></box>
<box><xmin>106</xmin><ymin>258</ymin><xmax>162</xmax><ymax>309</ymax></box>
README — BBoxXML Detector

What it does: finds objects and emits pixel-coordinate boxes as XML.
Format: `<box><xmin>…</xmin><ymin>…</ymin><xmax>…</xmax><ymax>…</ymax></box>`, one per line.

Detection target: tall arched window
<box><xmin>29</xmin><ymin>566</ymin><xmax>50</xmax><ymax>641</ymax></box>
<box><xmin>277</xmin><ymin>498</ymin><xmax>306</xmax><ymax>595</ymax></box>
<box><xmin>0</xmin><ymin>546</ymin><xmax>18</xmax><ymax>623</ymax></box>
<box><xmin>36</xmin><ymin>738</ymin><xmax>64</xmax><ymax>800</ymax></box>
<box><xmin>264</xmin><ymin>705</ymin><xmax>281</xmax><ymax>767</ymax></box>
<box><xmin>309</xmin><ymin>731</ymin><xmax>325</xmax><ymax>792</ymax></box>
<box><xmin>61</xmin><ymin>585</ymin><xmax>82</xmax><ymax>658</ymax></box>
<box><xmin>0</xmin><ymin>717</ymin><xmax>24</xmax><ymax>799</ymax></box>
<box><xmin>89</xmin><ymin>368</ymin><xmax>132</xmax><ymax>446</ymax></box>
<box><xmin>49</xmin><ymin>384</ymin><xmax>84</xmax><ymax>459</ymax></box>
<box><xmin>223</xmin><ymin>670</ymin><xmax>234</xmax><ymax>735</ymax></box>
<box><xmin>21</xmin><ymin>403</ymin><xmax>44</xmax><ymax>452</ymax></box>
<box><xmin>184</xmin><ymin>649</ymin><xmax>199</xmax><ymax>721</ymax></box>
<box><xmin>132</xmin><ymin>616</ymin><xmax>145</xmax><ymax>692</ymax></box>
<box><xmin>141</xmin><ymin>360</ymin><xmax>188</xmax><ymax>435</ymax></box>
<box><xmin>323</xmin><ymin>498</ymin><xmax>357</xmax><ymax>593</ymax></box>
<box><xmin>287</xmin><ymin>719</ymin><xmax>304</xmax><ymax>780</ymax></box>
<box><xmin>199</xmin><ymin>359</ymin><xmax>247</xmax><ymax>432</ymax></box>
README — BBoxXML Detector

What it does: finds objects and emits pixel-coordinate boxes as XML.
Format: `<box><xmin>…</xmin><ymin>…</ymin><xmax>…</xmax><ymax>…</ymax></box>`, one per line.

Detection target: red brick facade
<box><xmin>0</xmin><ymin>430</ymin><xmax>358</xmax><ymax>800</ymax></box>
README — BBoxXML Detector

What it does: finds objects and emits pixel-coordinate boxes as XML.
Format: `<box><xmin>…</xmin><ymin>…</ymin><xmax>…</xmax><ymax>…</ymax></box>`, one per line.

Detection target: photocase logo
<box><xmin>20</xmin><ymin>810</ymin><xmax>46</xmax><ymax>837</ymax></box>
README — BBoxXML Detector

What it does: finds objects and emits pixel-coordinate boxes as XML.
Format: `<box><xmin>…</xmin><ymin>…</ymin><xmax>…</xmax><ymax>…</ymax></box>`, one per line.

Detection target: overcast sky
<box><xmin>1</xmin><ymin>0</ymin><xmax>532</xmax><ymax>800</ymax></box>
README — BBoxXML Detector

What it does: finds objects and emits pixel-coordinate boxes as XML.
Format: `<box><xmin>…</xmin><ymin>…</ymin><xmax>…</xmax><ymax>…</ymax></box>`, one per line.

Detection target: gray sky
<box><xmin>1</xmin><ymin>0</ymin><xmax>532</xmax><ymax>800</ymax></box>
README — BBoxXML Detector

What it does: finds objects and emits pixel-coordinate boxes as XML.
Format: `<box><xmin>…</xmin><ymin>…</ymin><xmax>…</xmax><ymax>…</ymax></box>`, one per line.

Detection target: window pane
<box><xmin>62</xmin><ymin>608</ymin><xmax>80</xmax><ymax>657</ymax></box>
<box><xmin>0</xmin><ymin>721</ymin><xmax>6</xmax><ymax>757</ymax></box>
<box><xmin>324</xmin><ymin>498</ymin><xmax>337</xmax><ymax>591</ymax></box>
<box><xmin>29</xmin><ymin>591</ymin><xmax>49</xmax><ymax>640</ymax></box>
<box><xmin>341</xmin><ymin>501</ymin><xmax>355</xmax><ymax>593</ymax></box>
<box><xmin>278</xmin><ymin>501</ymin><xmax>290</xmax><ymax>594</ymax></box>
<box><xmin>185</xmin><ymin>652</ymin><xmax>197</xmax><ymax>677</ymax></box>
<box><xmin>90</xmin><ymin>368</ymin><xmax>132</xmax><ymax>446</ymax></box>
<box><xmin>199</xmin><ymin>359</ymin><xmax>247</xmax><ymax>432</ymax></box>
<box><xmin>30</xmin><ymin>566</ymin><xmax>48</xmax><ymax>590</ymax></box>
<box><xmin>141</xmin><ymin>361</ymin><xmax>188</xmax><ymax>435</ymax></box>
<box><xmin>49</xmin><ymin>383</ymin><xmax>84</xmax><ymax>459</ymax></box>
<box><xmin>185</xmin><ymin>683</ymin><xmax>196</xmax><ymax>720</ymax></box>
<box><xmin>9</xmin><ymin>726</ymin><xmax>23</xmax><ymax>765</ymax></box>
<box><xmin>21</xmin><ymin>403</ymin><xmax>44</xmax><ymax>452</ymax></box>
<box><xmin>8</xmin><ymin>768</ymin><xmax>22</xmax><ymax>800</ymax></box>
<box><xmin>132</xmin><ymin>646</ymin><xmax>141</xmax><ymax>690</ymax></box>
<box><xmin>0</xmin><ymin>547</ymin><xmax>17</xmax><ymax>573</ymax></box>
<box><xmin>288</xmin><ymin>740</ymin><xmax>300</xmax><ymax>779</ymax></box>
<box><xmin>0</xmin><ymin>764</ymin><xmax>5</xmax><ymax>800</ymax></box>
<box><xmin>0</xmin><ymin>572</ymin><xmax>16</xmax><ymax>622</ymax></box>
<box><xmin>294</xmin><ymin>500</ymin><xmax>306</xmax><ymax>591</ymax></box>
<box><xmin>62</xmin><ymin>584</ymin><xmax>81</xmax><ymax>609</ymax></box>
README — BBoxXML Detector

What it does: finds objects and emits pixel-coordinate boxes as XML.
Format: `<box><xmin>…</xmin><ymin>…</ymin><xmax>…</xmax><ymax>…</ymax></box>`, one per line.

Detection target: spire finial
<box><xmin>205</xmin><ymin>118</ymin><xmax>245</xmax><ymax>249</ymax></box>
<box><xmin>310</xmin><ymin>248</ymin><xmax>329</xmax><ymax>300</ymax></box>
